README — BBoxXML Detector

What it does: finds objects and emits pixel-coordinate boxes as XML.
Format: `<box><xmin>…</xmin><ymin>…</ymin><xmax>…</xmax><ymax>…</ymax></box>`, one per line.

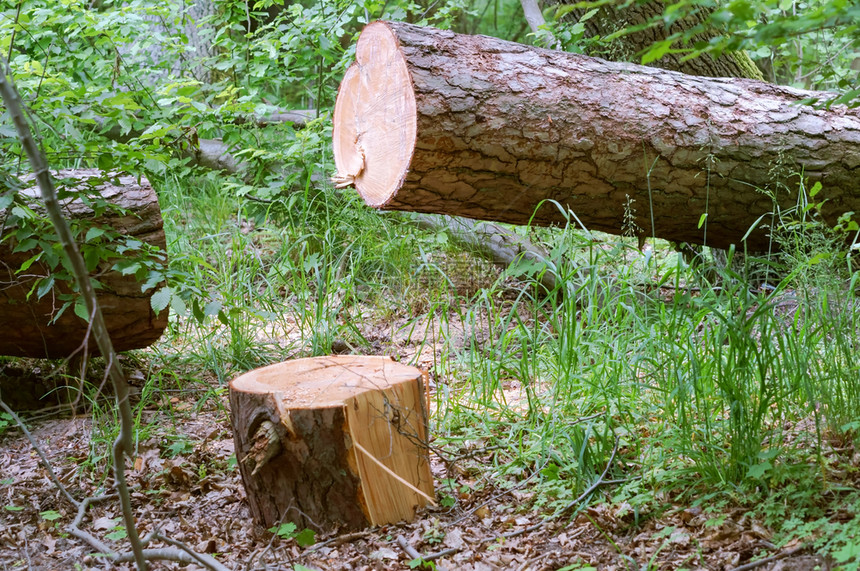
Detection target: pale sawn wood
<box><xmin>229</xmin><ymin>355</ymin><xmax>434</xmax><ymax>532</ymax></box>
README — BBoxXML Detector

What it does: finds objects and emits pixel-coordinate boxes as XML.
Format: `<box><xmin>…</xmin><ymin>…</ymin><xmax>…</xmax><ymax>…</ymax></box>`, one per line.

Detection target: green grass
<box><xmin>121</xmin><ymin>160</ymin><xmax>860</xmax><ymax>566</ymax></box>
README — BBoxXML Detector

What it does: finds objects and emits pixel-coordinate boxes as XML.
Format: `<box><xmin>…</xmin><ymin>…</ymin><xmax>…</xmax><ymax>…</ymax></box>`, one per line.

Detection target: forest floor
<box><xmin>0</xmin><ymin>256</ymin><xmax>853</xmax><ymax>570</ymax></box>
<box><xmin>0</xmin><ymin>303</ymin><xmax>845</xmax><ymax>571</ymax></box>
<box><xmin>0</xmin><ymin>399</ymin><xmax>836</xmax><ymax>571</ymax></box>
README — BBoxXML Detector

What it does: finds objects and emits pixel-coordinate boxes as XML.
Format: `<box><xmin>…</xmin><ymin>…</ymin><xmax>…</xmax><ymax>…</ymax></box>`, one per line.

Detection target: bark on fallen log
<box><xmin>0</xmin><ymin>170</ymin><xmax>168</xmax><ymax>358</ymax></box>
<box><xmin>333</xmin><ymin>21</ymin><xmax>860</xmax><ymax>251</ymax></box>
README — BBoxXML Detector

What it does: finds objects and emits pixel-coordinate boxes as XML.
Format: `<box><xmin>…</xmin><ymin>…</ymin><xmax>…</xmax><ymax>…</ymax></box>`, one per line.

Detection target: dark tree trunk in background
<box><xmin>333</xmin><ymin>21</ymin><xmax>860</xmax><ymax>252</ymax></box>
<box><xmin>0</xmin><ymin>171</ymin><xmax>168</xmax><ymax>358</ymax></box>
<box><xmin>550</xmin><ymin>0</ymin><xmax>764</xmax><ymax>80</ymax></box>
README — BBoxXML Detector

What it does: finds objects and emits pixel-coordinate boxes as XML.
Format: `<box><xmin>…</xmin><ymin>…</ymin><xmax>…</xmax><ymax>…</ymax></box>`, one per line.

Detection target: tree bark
<box><xmin>229</xmin><ymin>355</ymin><xmax>434</xmax><ymax>532</ymax></box>
<box><xmin>0</xmin><ymin>170</ymin><xmax>168</xmax><ymax>358</ymax></box>
<box><xmin>333</xmin><ymin>21</ymin><xmax>860</xmax><ymax>252</ymax></box>
<box><xmin>550</xmin><ymin>0</ymin><xmax>764</xmax><ymax>80</ymax></box>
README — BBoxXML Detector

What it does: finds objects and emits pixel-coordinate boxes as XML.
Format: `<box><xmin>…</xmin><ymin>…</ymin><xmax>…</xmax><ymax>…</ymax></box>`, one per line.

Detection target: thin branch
<box><xmin>0</xmin><ymin>60</ymin><xmax>147</xmax><ymax>570</ymax></box>
<box><xmin>494</xmin><ymin>435</ymin><xmax>623</xmax><ymax>541</ymax></box>
<box><xmin>67</xmin><ymin>494</ymin><xmax>115</xmax><ymax>555</ymax></box>
<box><xmin>558</xmin><ymin>434</ymin><xmax>621</xmax><ymax>517</ymax></box>
<box><xmin>0</xmin><ymin>399</ymin><xmax>79</xmax><ymax>507</ymax></box>
<box><xmin>728</xmin><ymin>544</ymin><xmax>810</xmax><ymax>571</ymax></box>
<box><xmin>519</xmin><ymin>0</ymin><xmax>560</xmax><ymax>49</ymax></box>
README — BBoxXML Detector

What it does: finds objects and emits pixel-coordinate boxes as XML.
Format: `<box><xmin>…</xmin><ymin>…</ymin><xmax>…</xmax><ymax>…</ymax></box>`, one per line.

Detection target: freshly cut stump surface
<box><xmin>229</xmin><ymin>355</ymin><xmax>434</xmax><ymax>532</ymax></box>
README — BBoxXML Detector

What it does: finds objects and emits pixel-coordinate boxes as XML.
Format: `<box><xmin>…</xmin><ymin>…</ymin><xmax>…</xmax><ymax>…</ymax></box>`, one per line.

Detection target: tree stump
<box><xmin>229</xmin><ymin>355</ymin><xmax>434</xmax><ymax>532</ymax></box>
<box><xmin>333</xmin><ymin>21</ymin><xmax>860</xmax><ymax>251</ymax></box>
<box><xmin>0</xmin><ymin>170</ymin><xmax>168</xmax><ymax>358</ymax></box>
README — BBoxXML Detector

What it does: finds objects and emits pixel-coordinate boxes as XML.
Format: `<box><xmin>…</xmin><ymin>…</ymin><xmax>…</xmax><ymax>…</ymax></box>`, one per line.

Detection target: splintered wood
<box><xmin>229</xmin><ymin>355</ymin><xmax>434</xmax><ymax>532</ymax></box>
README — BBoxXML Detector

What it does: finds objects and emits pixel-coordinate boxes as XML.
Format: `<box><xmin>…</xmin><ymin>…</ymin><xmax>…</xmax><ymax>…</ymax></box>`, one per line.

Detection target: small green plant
<box><xmin>164</xmin><ymin>438</ymin><xmax>194</xmax><ymax>458</ymax></box>
<box><xmin>408</xmin><ymin>557</ymin><xmax>437</xmax><ymax>570</ymax></box>
<box><xmin>423</xmin><ymin>519</ymin><xmax>446</xmax><ymax>545</ymax></box>
<box><xmin>0</xmin><ymin>411</ymin><xmax>12</xmax><ymax>434</ymax></box>
<box><xmin>268</xmin><ymin>522</ymin><xmax>316</xmax><ymax>547</ymax></box>
<box><xmin>39</xmin><ymin>510</ymin><xmax>62</xmax><ymax>522</ymax></box>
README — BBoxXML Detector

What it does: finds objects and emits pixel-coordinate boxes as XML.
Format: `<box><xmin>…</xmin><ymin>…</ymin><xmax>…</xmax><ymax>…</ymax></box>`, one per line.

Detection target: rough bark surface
<box><xmin>229</xmin><ymin>356</ymin><xmax>433</xmax><ymax>532</ymax></box>
<box><xmin>0</xmin><ymin>170</ymin><xmax>168</xmax><ymax>358</ymax></box>
<box><xmin>333</xmin><ymin>21</ymin><xmax>860</xmax><ymax>251</ymax></box>
<box><xmin>551</xmin><ymin>0</ymin><xmax>764</xmax><ymax>80</ymax></box>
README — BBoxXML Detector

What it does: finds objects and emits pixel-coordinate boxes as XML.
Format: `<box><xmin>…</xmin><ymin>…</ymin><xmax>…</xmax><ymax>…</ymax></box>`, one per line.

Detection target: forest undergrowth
<box><xmin>2</xmin><ymin>0</ymin><xmax>859</xmax><ymax>568</ymax></box>
<box><xmin>2</xmin><ymin>162</ymin><xmax>860</xmax><ymax>571</ymax></box>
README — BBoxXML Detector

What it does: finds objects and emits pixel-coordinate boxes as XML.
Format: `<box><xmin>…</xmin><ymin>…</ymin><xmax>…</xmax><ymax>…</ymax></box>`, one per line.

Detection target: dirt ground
<box><xmin>0</xmin><ymin>386</ymin><xmax>834</xmax><ymax>571</ymax></box>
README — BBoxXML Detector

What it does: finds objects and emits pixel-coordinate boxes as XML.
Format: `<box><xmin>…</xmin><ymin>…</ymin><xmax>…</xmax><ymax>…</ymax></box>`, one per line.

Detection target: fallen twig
<box><xmin>728</xmin><ymin>544</ymin><xmax>810</xmax><ymax>571</ymax></box>
<box><xmin>493</xmin><ymin>435</ymin><xmax>623</xmax><ymax>541</ymax></box>
<box><xmin>396</xmin><ymin>535</ymin><xmax>450</xmax><ymax>571</ymax></box>
<box><xmin>67</xmin><ymin>494</ymin><xmax>115</xmax><ymax>554</ymax></box>
<box><xmin>0</xmin><ymin>399</ymin><xmax>78</xmax><ymax>508</ymax></box>
<box><xmin>305</xmin><ymin>530</ymin><xmax>373</xmax><ymax>552</ymax></box>
<box><xmin>559</xmin><ymin>435</ymin><xmax>621</xmax><ymax>517</ymax></box>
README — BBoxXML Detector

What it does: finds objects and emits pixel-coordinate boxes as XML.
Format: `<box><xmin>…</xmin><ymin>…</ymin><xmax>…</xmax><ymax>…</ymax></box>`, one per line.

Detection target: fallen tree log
<box><xmin>333</xmin><ymin>21</ymin><xmax>860</xmax><ymax>252</ymax></box>
<box><xmin>230</xmin><ymin>355</ymin><xmax>434</xmax><ymax>532</ymax></box>
<box><xmin>0</xmin><ymin>170</ymin><xmax>168</xmax><ymax>358</ymax></box>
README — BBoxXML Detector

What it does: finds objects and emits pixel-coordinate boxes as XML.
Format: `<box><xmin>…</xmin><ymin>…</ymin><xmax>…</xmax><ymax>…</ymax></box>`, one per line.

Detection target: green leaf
<box><xmin>697</xmin><ymin>212</ymin><xmax>708</xmax><ymax>229</ymax></box>
<box><xmin>0</xmin><ymin>193</ymin><xmax>14</xmax><ymax>210</ymax></box>
<box><xmin>641</xmin><ymin>40</ymin><xmax>673</xmax><ymax>65</ymax></box>
<box><xmin>150</xmin><ymin>286</ymin><xmax>172</xmax><ymax>314</ymax></box>
<box><xmin>17</xmin><ymin>252</ymin><xmax>42</xmax><ymax>273</ymax></box>
<box><xmin>4</xmin><ymin>505</ymin><xmax>24</xmax><ymax>511</ymax></box>
<box><xmin>105</xmin><ymin>528</ymin><xmax>127</xmax><ymax>541</ymax></box>
<box><xmin>294</xmin><ymin>528</ymin><xmax>316</xmax><ymax>547</ymax></box>
<box><xmin>114</xmin><ymin>260</ymin><xmax>142</xmax><ymax>276</ymax></box>
<box><xmin>12</xmin><ymin>238</ymin><xmax>38</xmax><ymax>253</ymax></box>
<box><xmin>809</xmin><ymin>181</ymin><xmax>823</xmax><ymax>198</ymax></box>
<box><xmin>833</xmin><ymin>540</ymin><xmax>860</xmax><ymax>563</ymax></box>
<box><xmin>85</xmin><ymin>227</ymin><xmax>106</xmax><ymax>242</ymax></box>
<box><xmin>203</xmin><ymin>301</ymin><xmax>222</xmax><ymax>316</ymax></box>
<box><xmin>36</xmin><ymin>276</ymin><xmax>55</xmax><ymax>300</ymax></box>
<box><xmin>170</xmin><ymin>294</ymin><xmax>187</xmax><ymax>316</ymax></box>
<box><xmin>74</xmin><ymin>297</ymin><xmax>91</xmax><ymax>322</ymax></box>
<box><xmin>747</xmin><ymin>461</ymin><xmax>772</xmax><ymax>479</ymax></box>
<box><xmin>40</xmin><ymin>510</ymin><xmax>62</xmax><ymax>521</ymax></box>
<box><xmin>269</xmin><ymin>522</ymin><xmax>297</xmax><ymax>538</ymax></box>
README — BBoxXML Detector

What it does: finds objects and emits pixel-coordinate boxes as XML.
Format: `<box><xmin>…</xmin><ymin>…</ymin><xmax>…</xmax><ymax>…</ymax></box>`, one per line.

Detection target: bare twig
<box><xmin>422</xmin><ymin>547</ymin><xmax>461</xmax><ymax>562</ymax></box>
<box><xmin>491</xmin><ymin>435</ymin><xmax>623</xmax><ymax>542</ymax></box>
<box><xmin>559</xmin><ymin>434</ymin><xmax>621</xmax><ymax>517</ymax></box>
<box><xmin>396</xmin><ymin>535</ymin><xmax>450</xmax><ymax>571</ymax></box>
<box><xmin>0</xmin><ymin>399</ymin><xmax>79</xmax><ymax>507</ymax></box>
<box><xmin>304</xmin><ymin>530</ymin><xmax>373</xmax><ymax>552</ymax></box>
<box><xmin>143</xmin><ymin>533</ymin><xmax>232</xmax><ymax>571</ymax></box>
<box><xmin>519</xmin><ymin>0</ymin><xmax>561</xmax><ymax>49</ymax></box>
<box><xmin>728</xmin><ymin>544</ymin><xmax>810</xmax><ymax>571</ymax></box>
<box><xmin>67</xmin><ymin>494</ymin><xmax>116</xmax><ymax>554</ymax></box>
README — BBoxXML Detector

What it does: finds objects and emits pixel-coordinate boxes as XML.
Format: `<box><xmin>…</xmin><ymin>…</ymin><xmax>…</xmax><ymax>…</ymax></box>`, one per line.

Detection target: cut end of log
<box><xmin>333</xmin><ymin>22</ymin><xmax>416</xmax><ymax>207</ymax></box>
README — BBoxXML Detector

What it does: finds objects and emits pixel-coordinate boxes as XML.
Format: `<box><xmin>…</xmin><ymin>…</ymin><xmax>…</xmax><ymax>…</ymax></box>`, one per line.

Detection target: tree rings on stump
<box><xmin>229</xmin><ymin>355</ymin><xmax>434</xmax><ymax>532</ymax></box>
